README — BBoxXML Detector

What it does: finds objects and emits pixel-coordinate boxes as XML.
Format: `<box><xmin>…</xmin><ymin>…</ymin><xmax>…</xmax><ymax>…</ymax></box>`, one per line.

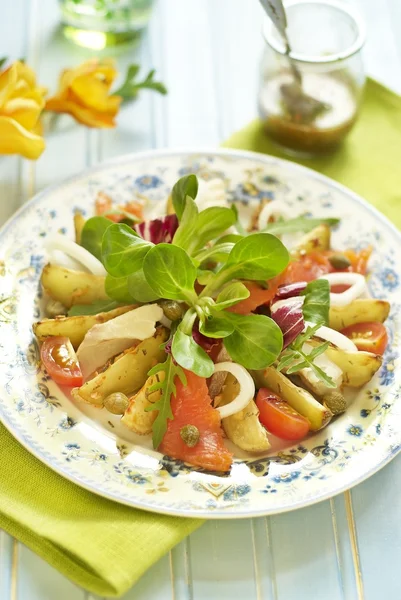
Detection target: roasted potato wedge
<box><xmin>291</xmin><ymin>224</ymin><xmax>331</xmax><ymax>258</ymax></box>
<box><xmin>121</xmin><ymin>372</ymin><xmax>164</xmax><ymax>434</ymax></box>
<box><xmin>324</xmin><ymin>346</ymin><xmax>382</xmax><ymax>387</ymax></box>
<box><xmin>215</xmin><ymin>374</ymin><xmax>270</xmax><ymax>452</ymax></box>
<box><xmin>41</xmin><ymin>263</ymin><xmax>108</xmax><ymax>308</ymax></box>
<box><xmin>72</xmin><ymin>327</ymin><xmax>168</xmax><ymax>407</ymax></box>
<box><xmin>329</xmin><ymin>299</ymin><xmax>390</xmax><ymax>330</ymax></box>
<box><xmin>74</xmin><ymin>212</ymin><xmax>86</xmax><ymax>244</ymax></box>
<box><xmin>252</xmin><ymin>367</ymin><xmax>332</xmax><ymax>431</ymax></box>
<box><xmin>33</xmin><ymin>305</ymin><xmax>135</xmax><ymax>349</ymax></box>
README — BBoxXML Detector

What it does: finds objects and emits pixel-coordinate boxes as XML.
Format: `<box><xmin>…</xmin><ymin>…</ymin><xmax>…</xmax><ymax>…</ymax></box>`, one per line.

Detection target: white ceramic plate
<box><xmin>1</xmin><ymin>148</ymin><xmax>401</xmax><ymax>518</ymax></box>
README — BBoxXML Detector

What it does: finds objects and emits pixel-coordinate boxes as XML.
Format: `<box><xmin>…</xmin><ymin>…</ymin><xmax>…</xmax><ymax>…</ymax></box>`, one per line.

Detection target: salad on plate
<box><xmin>33</xmin><ymin>174</ymin><xmax>390</xmax><ymax>472</ymax></box>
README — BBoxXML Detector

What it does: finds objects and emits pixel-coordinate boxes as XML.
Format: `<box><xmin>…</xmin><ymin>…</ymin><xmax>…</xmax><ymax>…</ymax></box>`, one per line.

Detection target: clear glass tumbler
<box><xmin>258</xmin><ymin>0</ymin><xmax>366</xmax><ymax>156</ymax></box>
<box><xmin>59</xmin><ymin>0</ymin><xmax>154</xmax><ymax>49</ymax></box>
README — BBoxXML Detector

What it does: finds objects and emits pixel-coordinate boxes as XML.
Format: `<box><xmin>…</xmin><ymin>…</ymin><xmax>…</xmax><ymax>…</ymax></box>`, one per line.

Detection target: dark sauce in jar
<box><xmin>259</xmin><ymin>71</ymin><xmax>359</xmax><ymax>154</ymax></box>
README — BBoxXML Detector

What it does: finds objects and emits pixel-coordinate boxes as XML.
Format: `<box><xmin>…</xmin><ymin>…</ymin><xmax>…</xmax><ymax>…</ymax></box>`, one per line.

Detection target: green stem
<box><xmin>180</xmin><ymin>308</ymin><xmax>197</xmax><ymax>336</ymax></box>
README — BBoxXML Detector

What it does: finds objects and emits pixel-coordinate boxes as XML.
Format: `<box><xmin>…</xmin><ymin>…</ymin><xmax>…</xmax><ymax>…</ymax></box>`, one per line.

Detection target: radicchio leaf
<box><xmin>192</xmin><ymin>323</ymin><xmax>220</xmax><ymax>355</ymax></box>
<box><xmin>270</xmin><ymin>297</ymin><xmax>304</xmax><ymax>348</ymax></box>
<box><xmin>135</xmin><ymin>214</ymin><xmax>178</xmax><ymax>244</ymax></box>
<box><xmin>275</xmin><ymin>281</ymin><xmax>307</xmax><ymax>299</ymax></box>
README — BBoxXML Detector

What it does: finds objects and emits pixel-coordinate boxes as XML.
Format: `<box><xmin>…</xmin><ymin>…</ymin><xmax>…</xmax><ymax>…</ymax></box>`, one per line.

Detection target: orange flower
<box><xmin>45</xmin><ymin>59</ymin><xmax>122</xmax><ymax>128</ymax></box>
<box><xmin>0</xmin><ymin>61</ymin><xmax>46</xmax><ymax>159</ymax></box>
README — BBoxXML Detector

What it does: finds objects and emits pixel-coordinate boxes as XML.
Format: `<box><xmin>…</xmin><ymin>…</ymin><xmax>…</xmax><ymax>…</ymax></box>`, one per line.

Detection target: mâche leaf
<box><xmin>68</xmin><ymin>299</ymin><xmax>122</xmax><ymax>316</ymax></box>
<box><xmin>172</xmin><ymin>328</ymin><xmax>214</xmax><ymax>377</ymax></box>
<box><xmin>171</xmin><ymin>196</ymin><xmax>199</xmax><ymax>251</ymax></box>
<box><xmin>102</xmin><ymin>223</ymin><xmax>153</xmax><ymax>277</ymax></box>
<box><xmin>171</xmin><ymin>174</ymin><xmax>198</xmax><ymax>220</ymax></box>
<box><xmin>143</xmin><ymin>243</ymin><xmax>198</xmax><ymax>304</ymax></box>
<box><xmin>80</xmin><ymin>216</ymin><xmax>112</xmax><ymax>260</ymax></box>
<box><xmin>214</xmin><ymin>281</ymin><xmax>250</xmax><ymax>310</ymax></box>
<box><xmin>199</xmin><ymin>312</ymin><xmax>235</xmax><ymax>338</ymax></box>
<box><xmin>223</xmin><ymin>313</ymin><xmax>283</xmax><ymax>369</ymax></box>
<box><xmin>105</xmin><ymin>274</ymin><xmax>134</xmax><ymax>303</ymax></box>
<box><xmin>128</xmin><ymin>269</ymin><xmax>160</xmax><ymax>303</ymax></box>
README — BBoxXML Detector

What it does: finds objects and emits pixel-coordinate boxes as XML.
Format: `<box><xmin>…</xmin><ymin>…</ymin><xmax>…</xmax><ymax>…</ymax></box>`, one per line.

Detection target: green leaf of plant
<box><xmin>0</xmin><ymin>57</ymin><xmax>7</xmax><ymax>69</ymax></box>
<box><xmin>301</xmin><ymin>279</ymin><xmax>330</xmax><ymax>326</ymax></box>
<box><xmin>143</xmin><ymin>243</ymin><xmax>198</xmax><ymax>303</ymax></box>
<box><xmin>223</xmin><ymin>313</ymin><xmax>283</xmax><ymax>369</ymax></box>
<box><xmin>80</xmin><ymin>216</ymin><xmax>112</xmax><ymax>260</ymax></box>
<box><xmin>114</xmin><ymin>64</ymin><xmax>167</xmax><ymax>101</ymax></box>
<box><xmin>67</xmin><ymin>299</ymin><xmax>122</xmax><ymax>316</ymax></box>
<box><xmin>216</xmin><ymin>233</ymin><xmax>244</xmax><ymax>245</ymax></box>
<box><xmin>146</xmin><ymin>355</ymin><xmax>187</xmax><ymax>449</ymax></box>
<box><xmin>190</xmin><ymin>206</ymin><xmax>237</xmax><ymax>253</ymax></box>
<box><xmin>224</xmin><ymin>233</ymin><xmax>289</xmax><ymax>280</ymax></box>
<box><xmin>263</xmin><ymin>217</ymin><xmax>340</xmax><ymax>236</ymax></box>
<box><xmin>172</xmin><ymin>196</ymin><xmax>199</xmax><ymax>250</ymax></box>
<box><xmin>194</xmin><ymin>242</ymin><xmax>234</xmax><ymax>265</ymax></box>
<box><xmin>171</xmin><ymin>174</ymin><xmax>198</xmax><ymax>220</ymax></box>
<box><xmin>127</xmin><ymin>269</ymin><xmax>160</xmax><ymax>302</ymax></box>
<box><xmin>105</xmin><ymin>274</ymin><xmax>134</xmax><ymax>303</ymax></box>
<box><xmin>199</xmin><ymin>312</ymin><xmax>234</xmax><ymax>338</ymax></box>
<box><xmin>172</xmin><ymin>328</ymin><xmax>214</xmax><ymax>377</ymax></box>
<box><xmin>102</xmin><ymin>223</ymin><xmax>152</xmax><ymax>277</ymax></box>
<box><xmin>214</xmin><ymin>281</ymin><xmax>250</xmax><ymax>310</ymax></box>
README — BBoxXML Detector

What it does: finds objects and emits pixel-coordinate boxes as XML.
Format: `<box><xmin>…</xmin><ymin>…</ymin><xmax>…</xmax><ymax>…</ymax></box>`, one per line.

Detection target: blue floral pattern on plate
<box><xmin>0</xmin><ymin>149</ymin><xmax>401</xmax><ymax>518</ymax></box>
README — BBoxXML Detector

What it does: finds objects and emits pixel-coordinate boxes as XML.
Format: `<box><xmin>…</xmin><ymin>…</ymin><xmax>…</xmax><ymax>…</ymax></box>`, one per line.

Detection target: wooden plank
<box><xmin>189</xmin><ymin>521</ymin><xmax>258</xmax><ymax>600</ymax></box>
<box><xmin>269</xmin><ymin>502</ymin><xmax>343</xmax><ymax>600</ymax></box>
<box><xmin>350</xmin><ymin>454</ymin><xmax>401</xmax><ymax>600</ymax></box>
<box><xmin>120</xmin><ymin>553</ymin><xmax>172</xmax><ymax>600</ymax></box>
<box><xmin>16</xmin><ymin>545</ymin><xmax>85</xmax><ymax>600</ymax></box>
<box><xmin>0</xmin><ymin>532</ymin><xmax>14</xmax><ymax>600</ymax></box>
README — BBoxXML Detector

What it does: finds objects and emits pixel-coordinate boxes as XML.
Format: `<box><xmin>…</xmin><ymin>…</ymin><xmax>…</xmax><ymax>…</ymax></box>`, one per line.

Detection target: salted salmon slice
<box><xmin>160</xmin><ymin>370</ymin><xmax>233</xmax><ymax>471</ymax></box>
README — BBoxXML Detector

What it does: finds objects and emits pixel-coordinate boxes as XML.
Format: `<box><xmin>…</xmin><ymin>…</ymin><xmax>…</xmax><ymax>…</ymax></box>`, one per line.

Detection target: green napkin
<box><xmin>0</xmin><ymin>77</ymin><xmax>400</xmax><ymax>599</ymax></box>
<box><xmin>0</xmin><ymin>426</ymin><xmax>201</xmax><ymax>597</ymax></box>
<box><xmin>223</xmin><ymin>78</ymin><xmax>401</xmax><ymax>229</ymax></box>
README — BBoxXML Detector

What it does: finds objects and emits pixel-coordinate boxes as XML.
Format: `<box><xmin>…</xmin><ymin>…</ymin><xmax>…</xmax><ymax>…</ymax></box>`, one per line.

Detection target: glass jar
<box><xmin>258</xmin><ymin>0</ymin><xmax>366</xmax><ymax>156</ymax></box>
<box><xmin>59</xmin><ymin>0</ymin><xmax>154</xmax><ymax>49</ymax></box>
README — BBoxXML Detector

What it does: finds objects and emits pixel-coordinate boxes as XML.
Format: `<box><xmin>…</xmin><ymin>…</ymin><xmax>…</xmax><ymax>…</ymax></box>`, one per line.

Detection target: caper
<box><xmin>104</xmin><ymin>392</ymin><xmax>129</xmax><ymax>415</ymax></box>
<box><xmin>328</xmin><ymin>254</ymin><xmax>351</xmax><ymax>270</ymax></box>
<box><xmin>323</xmin><ymin>391</ymin><xmax>347</xmax><ymax>415</ymax></box>
<box><xmin>159</xmin><ymin>300</ymin><xmax>184</xmax><ymax>322</ymax></box>
<box><xmin>180</xmin><ymin>424</ymin><xmax>200</xmax><ymax>447</ymax></box>
<box><xmin>45</xmin><ymin>299</ymin><xmax>67</xmax><ymax>318</ymax></box>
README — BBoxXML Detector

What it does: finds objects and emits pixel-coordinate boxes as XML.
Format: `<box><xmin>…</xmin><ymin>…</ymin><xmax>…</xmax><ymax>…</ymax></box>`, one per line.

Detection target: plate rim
<box><xmin>1</xmin><ymin>146</ymin><xmax>400</xmax><ymax>519</ymax></box>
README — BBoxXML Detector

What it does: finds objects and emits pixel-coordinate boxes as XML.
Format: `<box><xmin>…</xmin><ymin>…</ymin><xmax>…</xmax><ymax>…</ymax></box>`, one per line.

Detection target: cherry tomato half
<box><xmin>41</xmin><ymin>336</ymin><xmax>83</xmax><ymax>386</ymax></box>
<box><xmin>256</xmin><ymin>388</ymin><xmax>310</xmax><ymax>441</ymax></box>
<box><xmin>340</xmin><ymin>322</ymin><xmax>388</xmax><ymax>355</ymax></box>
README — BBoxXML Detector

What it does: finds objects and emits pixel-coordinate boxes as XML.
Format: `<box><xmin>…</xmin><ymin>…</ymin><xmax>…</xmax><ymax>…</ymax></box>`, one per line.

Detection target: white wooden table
<box><xmin>1</xmin><ymin>1</ymin><xmax>401</xmax><ymax>599</ymax></box>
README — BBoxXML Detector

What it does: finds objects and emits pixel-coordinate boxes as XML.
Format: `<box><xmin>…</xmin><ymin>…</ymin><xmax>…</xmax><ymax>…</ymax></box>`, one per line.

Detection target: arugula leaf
<box><xmin>301</xmin><ymin>279</ymin><xmax>330</xmax><ymax>326</ymax></box>
<box><xmin>172</xmin><ymin>328</ymin><xmax>214</xmax><ymax>377</ymax></box>
<box><xmin>263</xmin><ymin>217</ymin><xmax>339</xmax><ymax>236</ymax></box>
<box><xmin>276</xmin><ymin>324</ymin><xmax>336</xmax><ymax>387</ymax></box>
<box><xmin>223</xmin><ymin>313</ymin><xmax>283</xmax><ymax>369</ymax></box>
<box><xmin>127</xmin><ymin>269</ymin><xmax>159</xmax><ymax>303</ymax></box>
<box><xmin>171</xmin><ymin>174</ymin><xmax>198</xmax><ymax>220</ymax></box>
<box><xmin>199</xmin><ymin>312</ymin><xmax>235</xmax><ymax>338</ymax></box>
<box><xmin>80</xmin><ymin>216</ymin><xmax>112</xmax><ymax>260</ymax></box>
<box><xmin>171</xmin><ymin>196</ymin><xmax>199</xmax><ymax>250</ymax></box>
<box><xmin>214</xmin><ymin>281</ymin><xmax>250</xmax><ymax>310</ymax></box>
<box><xmin>68</xmin><ymin>300</ymin><xmax>122</xmax><ymax>316</ymax></box>
<box><xmin>114</xmin><ymin>64</ymin><xmax>167</xmax><ymax>101</ymax></box>
<box><xmin>102</xmin><ymin>223</ymin><xmax>153</xmax><ymax>277</ymax></box>
<box><xmin>146</xmin><ymin>355</ymin><xmax>187</xmax><ymax>449</ymax></box>
<box><xmin>143</xmin><ymin>243</ymin><xmax>198</xmax><ymax>304</ymax></box>
<box><xmin>105</xmin><ymin>274</ymin><xmax>134</xmax><ymax>303</ymax></box>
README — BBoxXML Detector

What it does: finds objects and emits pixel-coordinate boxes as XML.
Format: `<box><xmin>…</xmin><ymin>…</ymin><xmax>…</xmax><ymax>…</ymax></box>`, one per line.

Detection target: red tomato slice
<box><xmin>256</xmin><ymin>388</ymin><xmax>310</xmax><ymax>440</ymax></box>
<box><xmin>340</xmin><ymin>322</ymin><xmax>388</xmax><ymax>355</ymax></box>
<box><xmin>41</xmin><ymin>337</ymin><xmax>83</xmax><ymax>386</ymax></box>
